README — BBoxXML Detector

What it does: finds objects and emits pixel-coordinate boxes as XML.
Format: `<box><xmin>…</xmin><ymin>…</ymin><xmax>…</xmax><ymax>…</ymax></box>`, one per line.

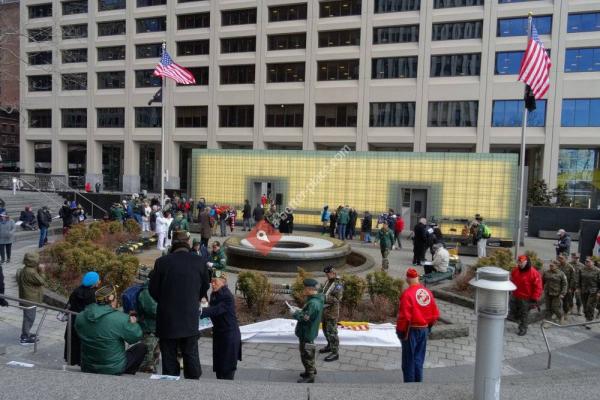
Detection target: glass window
<box><xmin>137</xmin><ymin>0</ymin><xmax>166</xmax><ymax>7</ymax></box>
<box><xmin>499</xmin><ymin>0</ymin><xmax>542</xmax><ymax>2</ymax></box>
<box><xmin>221</xmin><ymin>8</ymin><xmax>257</xmax><ymax>26</ymax></box>
<box><xmin>98</xmin><ymin>0</ymin><xmax>126</xmax><ymax>11</ymax></box>
<box><xmin>97</xmin><ymin>108</ymin><xmax>125</xmax><ymax>128</ymax></box>
<box><xmin>28</xmin><ymin>28</ymin><xmax>53</xmax><ymax>42</ymax></box>
<box><xmin>177</xmin><ymin>40</ymin><xmax>209</xmax><ymax>56</ymax></box>
<box><xmin>136</xmin><ymin>43</ymin><xmax>162</xmax><ymax>59</ymax></box>
<box><xmin>320</xmin><ymin>0</ymin><xmax>362</xmax><ymax>17</ymax></box>
<box><xmin>97</xmin><ymin>71</ymin><xmax>125</xmax><ymax>89</ymax></box>
<box><xmin>220</xmin><ymin>65</ymin><xmax>255</xmax><ymax>84</ymax></box>
<box><xmin>62</xmin><ymin>49</ymin><xmax>87</xmax><ymax>64</ymax></box>
<box><xmin>558</xmin><ymin>149</ymin><xmax>600</xmax><ymax>208</ymax></box>
<box><xmin>369</xmin><ymin>102</ymin><xmax>416</xmax><ymax>127</ymax></box>
<box><xmin>29</xmin><ymin>75</ymin><xmax>53</xmax><ymax>91</ymax></box>
<box><xmin>564</xmin><ymin>48</ymin><xmax>600</xmax><ymax>73</ymax></box>
<box><xmin>374</xmin><ymin>0</ymin><xmax>420</xmax><ymax>13</ymax></box>
<box><xmin>372</xmin><ymin>56</ymin><xmax>418</xmax><ymax>79</ymax></box>
<box><xmin>135</xmin><ymin>70</ymin><xmax>162</xmax><ymax>88</ymax></box>
<box><xmin>28</xmin><ymin>52</ymin><xmax>52</xmax><ymax>65</ymax></box>
<box><xmin>29</xmin><ymin>110</ymin><xmax>52</xmax><ymax>128</ymax></box>
<box><xmin>267</xmin><ymin>63</ymin><xmax>305</xmax><ymax>83</ymax></box>
<box><xmin>29</xmin><ymin>4</ymin><xmax>52</xmax><ymax>18</ymax></box>
<box><xmin>561</xmin><ymin>99</ymin><xmax>600</xmax><ymax>127</ymax></box>
<box><xmin>317</xmin><ymin>59</ymin><xmax>359</xmax><ymax>80</ymax></box>
<box><xmin>135</xmin><ymin>107</ymin><xmax>162</xmax><ymax>128</ymax></box>
<box><xmin>434</xmin><ymin>0</ymin><xmax>483</xmax><ymax>8</ymax></box>
<box><xmin>219</xmin><ymin>105</ymin><xmax>254</xmax><ymax>127</ymax></box>
<box><xmin>497</xmin><ymin>16</ymin><xmax>552</xmax><ymax>37</ymax></box>
<box><xmin>495</xmin><ymin>51</ymin><xmax>524</xmax><ymax>75</ymax></box>
<box><xmin>373</xmin><ymin>25</ymin><xmax>419</xmax><ymax>44</ymax></box>
<box><xmin>266</xmin><ymin>104</ymin><xmax>304</xmax><ymax>127</ymax></box>
<box><xmin>61</xmin><ymin>109</ymin><xmax>87</xmax><ymax>128</ymax></box>
<box><xmin>491</xmin><ymin>100</ymin><xmax>546</xmax><ymax>127</ymax></box>
<box><xmin>179</xmin><ymin>0</ymin><xmax>207</xmax><ymax>2</ymax></box>
<box><xmin>62</xmin><ymin>24</ymin><xmax>88</xmax><ymax>39</ymax></box>
<box><xmin>568</xmin><ymin>12</ymin><xmax>600</xmax><ymax>33</ymax></box>
<box><xmin>98</xmin><ymin>21</ymin><xmax>126</xmax><ymax>36</ymax></box>
<box><xmin>319</xmin><ymin>29</ymin><xmax>360</xmax><ymax>47</ymax></box>
<box><xmin>267</xmin><ymin>33</ymin><xmax>306</xmax><ymax>51</ymax></box>
<box><xmin>97</xmin><ymin>46</ymin><xmax>126</xmax><ymax>61</ymax></box>
<box><xmin>428</xmin><ymin>101</ymin><xmax>478</xmax><ymax>127</ymax></box>
<box><xmin>136</xmin><ymin>17</ymin><xmax>166</xmax><ymax>33</ymax></box>
<box><xmin>177</xmin><ymin>13</ymin><xmax>210</xmax><ymax>29</ymax></box>
<box><xmin>269</xmin><ymin>3</ymin><xmax>307</xmax><ymax>22</ymax></box>
<box><xmin>430</xmin><ymin>53</ymin><xmax>481</xmax><ymax>77</ymax></box>
<box><xmin>62</xmin><ymin>73</ymin><xmax>87</xmax><ymax>90</ymax></box>
<box><xmin>176</xmin><ymin>67</ymin><xmax>209</xmax><ymax>86</ymax></box>
<box><xmin>432</xmin><ymin>20</ymin><xmax>483</xmax><ymax>40</ymax></box>
<box><xmin>316</xmin><ymin>104</ymin><xmax>358</xmax><ymax>127</ymax></box>
<box><xmin>221</xmin><ymin>37</ymin><xmax>256</xmax><ymax>53</ymax></box>
<box><xmin>62</xmin><ymin>0</ymin><xmax>87</xmax><ymax>15</ymax></box>
<box><xmin>176</xmin><ymin>106</ymin><xmax>208</xmax><ymax>128</ymax></box>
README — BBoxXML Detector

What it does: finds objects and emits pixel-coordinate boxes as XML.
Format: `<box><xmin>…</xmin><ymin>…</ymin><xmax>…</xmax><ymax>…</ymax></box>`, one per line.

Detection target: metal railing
<box><xmin>540</xmin><ymin>318</ymin><xmax>600</xmax><ymax>369</ymax></box>
<box><xmin>15</xmin><ymin>178</ymin><xmax>64</xmax><ymax>210</ymax></box>
<box><xmin>0</xmin><ymin>293</ymin><xmax>78</xmax><ymax>362</ymax></box>
<box><xmin>0</xmin><ymin>172</ymin><xmax>70</xmax><ymax>193</ymax></box>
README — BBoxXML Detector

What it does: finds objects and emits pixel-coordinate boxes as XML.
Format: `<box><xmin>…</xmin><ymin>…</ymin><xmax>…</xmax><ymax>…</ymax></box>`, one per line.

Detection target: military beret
<box><xmin>303</xmin><ymin>278</ymin><xmax>319</xmax><ymax>288</ymax></box>
<box><xmin>323</xmin><ymin>265</ymin><xmax>335</xmax><ymax>274</ymax></box>
<box><xmin>95</xmin><ymin>285</ymin><xmax>117</xmax><ymax>303</ymax></box>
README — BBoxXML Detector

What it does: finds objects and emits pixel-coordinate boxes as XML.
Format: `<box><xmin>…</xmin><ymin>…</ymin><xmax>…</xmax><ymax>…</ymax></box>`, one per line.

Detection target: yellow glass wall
<box><xmin>192</xmin><ymin>150</ymin><xmax>518</xmax><ymax>239</ymax></box>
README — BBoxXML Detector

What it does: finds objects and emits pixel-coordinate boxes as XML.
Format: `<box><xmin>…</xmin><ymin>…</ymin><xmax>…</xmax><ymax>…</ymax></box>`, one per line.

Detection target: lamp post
<box><xmin>470</xmin><ymin>266</ymin><xmax>516</xmax><ymax>400</ymax></box>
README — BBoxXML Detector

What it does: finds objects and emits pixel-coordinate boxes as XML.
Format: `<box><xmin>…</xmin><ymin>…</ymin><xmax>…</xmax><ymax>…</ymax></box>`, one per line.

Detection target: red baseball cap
<box><xmin>518</xmin><ymin>255</ymin><xmax>528</xmax><ymax>262</ymax></box>
<box><xmin>406</xmin><ymin>268</ymin><xmax>419</xmax><ymax>279</ymax></box>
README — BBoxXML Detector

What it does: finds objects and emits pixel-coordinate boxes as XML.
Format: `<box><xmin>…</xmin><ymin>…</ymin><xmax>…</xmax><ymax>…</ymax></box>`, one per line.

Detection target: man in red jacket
<box><xmin>396</xmin><ymin>268</ymin><xmax>440</xmax><ymax>383</ymax></box>
<box><xmin>509</xmin><ymin>255</ymin><xmax>543</xmax><ymax>336</ymax></box>
<box><xmin>394</xmin><ymin>215</ymin><xmax>405</xmax><ymax>249</ymax></box>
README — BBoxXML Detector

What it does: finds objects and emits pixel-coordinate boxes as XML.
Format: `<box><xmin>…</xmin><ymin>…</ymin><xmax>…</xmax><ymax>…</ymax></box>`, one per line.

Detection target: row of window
<box><xmin>25</xmin><ymin>99</ymin><xmax>600</xmax><ymax>129</ymax></box>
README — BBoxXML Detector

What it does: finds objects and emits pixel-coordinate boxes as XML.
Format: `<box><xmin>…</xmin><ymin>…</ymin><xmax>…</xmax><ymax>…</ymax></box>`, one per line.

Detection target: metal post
<box><xmin>33</xmin><ymin>308</ymin><xmax>47</xmax><ymax>354</ymax></box>
<box><xmin>160</xmin><ymin>42</ymin><xmax>166</xmax><ymax>208</ymax></box>
<box><xmin>67</xmin><ymin>312</ymin><xmax>72</xmax><ymax>364</ymax></box>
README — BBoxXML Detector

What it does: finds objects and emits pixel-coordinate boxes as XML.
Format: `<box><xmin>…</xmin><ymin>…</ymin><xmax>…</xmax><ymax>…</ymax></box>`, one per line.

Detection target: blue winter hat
<box><xmin>82</xmin><ymin>271</ymin><xmax>100</xmax><ymax>287</ymax></box>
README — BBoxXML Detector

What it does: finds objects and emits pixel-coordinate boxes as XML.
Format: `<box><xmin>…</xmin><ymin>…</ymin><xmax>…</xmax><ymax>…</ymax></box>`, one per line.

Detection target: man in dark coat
<box><xmin>242</xmin><ymin>200</ymin><xmax>252</xmax><ymax>231</ymax></box>
<box><xmin>361</xmin><ymin>211</ymin><xmax>373</xmax><ymax>243</ymax></box>
<box><xmin>198</xmin><ymin>208</ymin><xmax>212</xmax><ymax>247</ymax></box>
<box><xmin>252</xmin><ymin>204</ymin><xmax>264</xmax><ymax>223</ymax></box>
<box><xmin>412</xmin><ymin>218</ymin><xmax>428</xmax><ymax>266</ymax></box>
<box><xmin>278</xmin><ymin>209</ymin><xmax>294</xmax><ymax>234</ymax></box>
<box><xmin>149</xmin><ymin>230</ymin><xmax>210</xmax><ymax>379</ymax></box>
<box><xmin>329</xmin><ymin>211</ymin><xmax>337</xmax><ymax>238</ymax></box>
<box><xmin>59</xmin><ymin>201</ymin><xmax>73</xmax><ymax>235</ymax></box>
<box><xmin>199</xmin><ymin>270</ymin><xmax>242</xmax><ymax>380</ymax></box>
<box><xmin>37</xmin><ymin>206</ymin><xmax>52</xmax><ymax>248</ymax></box>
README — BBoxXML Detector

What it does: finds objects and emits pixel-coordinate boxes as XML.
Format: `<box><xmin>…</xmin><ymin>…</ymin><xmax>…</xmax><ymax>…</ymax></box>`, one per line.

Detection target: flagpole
<box><xmin>515</xmin><ymin>13</ymin><xmax>533</xmax><ymax>260</ymax></box>
<box><xmin>160</xmin><ymin>42</ymin><xmax>166</xmax><ymax>209</ymax></box>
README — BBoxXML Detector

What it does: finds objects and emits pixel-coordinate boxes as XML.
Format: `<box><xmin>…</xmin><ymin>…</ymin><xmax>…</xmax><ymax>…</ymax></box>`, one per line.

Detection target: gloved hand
<box><xmin>207</xmin><ymin>262</ymin><xmax>214</xmax><ymax>268</ymax></box>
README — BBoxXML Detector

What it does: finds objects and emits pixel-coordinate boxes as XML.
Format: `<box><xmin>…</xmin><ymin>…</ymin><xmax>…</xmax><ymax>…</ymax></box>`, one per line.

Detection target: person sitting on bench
<box><xmin>425</xmin><ymin>244</ymin><xmax>449</xmax><ymax>275</ymax></box>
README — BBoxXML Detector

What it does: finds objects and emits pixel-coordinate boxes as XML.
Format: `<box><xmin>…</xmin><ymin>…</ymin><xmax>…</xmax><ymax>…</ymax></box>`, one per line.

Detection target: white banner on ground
<box><xmin>239</xmin><ymin>318</ymin><xmax>401</xmax><ymax>348</ymax></box>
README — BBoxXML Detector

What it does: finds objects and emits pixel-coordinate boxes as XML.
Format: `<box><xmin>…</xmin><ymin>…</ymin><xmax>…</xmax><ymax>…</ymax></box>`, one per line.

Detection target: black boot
<box><xmin>318</xmin><ymin>346</ymin><xmax>331</xmax><ymax>354</ymax></box>
<box><xmin>324</xmin><ymin>353</ymin><xmax>339</xmax><ymax>362</ymax></box>
<box><xmin>297</xmin><ymin>375</ymin><xmax>315</xmax><ymax>383</ymax></box>
<box><xmin>300</xmin><ymin>370</ymin><xmax>317</xmax><ymax>378</ymax></box>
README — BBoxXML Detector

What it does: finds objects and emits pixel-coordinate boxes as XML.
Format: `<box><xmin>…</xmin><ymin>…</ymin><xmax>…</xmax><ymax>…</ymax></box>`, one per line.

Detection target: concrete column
<box><xmin>85</xmin><ymin>139</ymin><xmax>102</xmax><ymax>189</ymax></box>
<box><xmin>20</xmin><ymin>140</ymin><xmax>35</xmax><ymax>173</ymax></box>
<box><xmin>122</xmin><ymin>140</ymin><xmax>140</xmax><ymax>193</ymax></box>
<box><xmin>165</xmin><ymin>141</ymin><xmax>180</xmax><ymax>190</ymax></box>
<box><xmin>51</xmin><ymin>138</ymin><xmax>68</xmax><ymax>175</ymax></box>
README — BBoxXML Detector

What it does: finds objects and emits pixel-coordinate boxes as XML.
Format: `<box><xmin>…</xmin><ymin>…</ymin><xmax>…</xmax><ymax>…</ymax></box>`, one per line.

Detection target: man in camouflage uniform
<box><xmin>319</xmin><ymin>265</ymin><xmax>343</xmax><ymax>362</ymax></box>
<box><xmin>569</xmin><ymin>253</ymin><xmax>585</xmax><ymax>316</ymax></box>
<box><xmin>576</xmin><ymin>257</ymin><xmax>600</xmax><ymax>324</ymax></box>
<box><xmin>542</xmin><ymin>261</ymin><xmax>567</xmax><ymax>324</ymax></box>
<box><xmin>292</xmin><ymin>278</ymin><xmax>324</xmax><ymax>383</ymax></box>
<box><xmin>376</xmin><ymin>222</ymin><xmax>395</xmax><ymax>270</ymax></box>
<box><xmin>556</xmin><ymin>255</ymin><xmax>576</xmax><ymax>316</ymax></box>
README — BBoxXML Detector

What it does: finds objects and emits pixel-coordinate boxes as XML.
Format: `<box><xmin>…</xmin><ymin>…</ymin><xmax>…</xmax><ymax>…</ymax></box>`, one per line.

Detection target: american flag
<box><xmin>518</xmin><ymin>24</ymin><xmax>552</xmax><ymax>100</ymax></box>
<box><xmin>153</xmin><ymin>49</ymin><xmax>196</xmax><ymax>85</ymax></box>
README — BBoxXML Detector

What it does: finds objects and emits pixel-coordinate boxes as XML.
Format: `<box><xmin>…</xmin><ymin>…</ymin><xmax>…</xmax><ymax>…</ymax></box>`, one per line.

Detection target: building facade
<box><xmin>18</xmin><ymin>0</ymin><xmax>600</xmax><ymax>205</ymax></box>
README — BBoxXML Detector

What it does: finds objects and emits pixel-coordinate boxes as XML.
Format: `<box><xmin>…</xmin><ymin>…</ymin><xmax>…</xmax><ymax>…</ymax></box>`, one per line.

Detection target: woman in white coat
<box><xmin>155</xmin><ymin>210</ymin><xmax>172</xmax><ymax>251</ymax></box>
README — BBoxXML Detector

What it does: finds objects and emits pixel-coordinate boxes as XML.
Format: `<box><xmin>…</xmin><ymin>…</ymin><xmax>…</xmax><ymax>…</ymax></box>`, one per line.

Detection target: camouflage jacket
<box><xmin>542</xmin><ymin>269</ymin><xmax>567</xmax><ymax>297</ymax></box>
<box><xmin>558</xmin><ymin>262</ymin><xmax>576</xmax><ymax>290</ymax></box>
<box><xmin>578</xmin><ymin>266</ymin><xmax>600</xmax><ymax>294</ymax></box>
<box><xmin>570</xmin><ymin>261</ymin><xmax>585</xmax><ymax>286</ymax></box>
<box><xmin>321</xmin><ymin>277</ymin><xmax>343</xmax><ymax>320</ymax></box>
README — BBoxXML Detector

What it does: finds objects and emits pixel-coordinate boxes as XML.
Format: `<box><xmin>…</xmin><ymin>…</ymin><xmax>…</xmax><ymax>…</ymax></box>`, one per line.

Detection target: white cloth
<box><xmin>432</xmin><ymin>247</ymin><xmax>450</xmax><ymax>273</ymax></box>
<box><xmin>239</xmin><ymin>318</ymin><xmax>401</xmax><ymax>348</ymax></box>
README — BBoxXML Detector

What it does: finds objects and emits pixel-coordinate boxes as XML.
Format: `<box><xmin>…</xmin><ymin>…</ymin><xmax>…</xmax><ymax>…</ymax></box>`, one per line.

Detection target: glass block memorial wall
<box><xmin>192</xmin><ymin>150</ymin><xmax>519</xmax><ymax>239</ymax></box>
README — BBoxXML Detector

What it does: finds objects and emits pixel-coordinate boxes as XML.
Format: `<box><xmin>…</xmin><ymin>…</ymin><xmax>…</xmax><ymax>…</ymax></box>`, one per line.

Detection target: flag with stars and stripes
<box><xmin>153</xmin><ymin>49</ymin><xmax>196</xmax><ymax>85</ymax></box>
<box><xmin>518</xmin><ymin>24</ymin><xmax>552</xmax><ymax>104</ymax></box>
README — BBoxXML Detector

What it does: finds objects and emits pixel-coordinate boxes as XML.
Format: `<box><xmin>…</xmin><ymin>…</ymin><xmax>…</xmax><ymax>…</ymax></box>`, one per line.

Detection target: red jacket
<box><xmin>510</xmin><ymin>266</ymin><xmax>543</xmax><ymax>301</ymax></box>
<box><xmin>394</xmin><ymin>218</ymin><xmax>405</xmax><ymax>233</ymax></box>
<box><xmin>396</xmin><ymin>284</ymin><xmax>440</xmax><ymax>334</ymax></box>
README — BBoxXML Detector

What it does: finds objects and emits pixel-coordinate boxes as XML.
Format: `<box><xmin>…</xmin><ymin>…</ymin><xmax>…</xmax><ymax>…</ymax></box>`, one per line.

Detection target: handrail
<box><xmin>540</xmin><ymin>318</ymin><xmax>600</xmax><ymax>369</ymax></box>
<box><xmin>16</xmin><ymin>178</ymin><xmax>64</xmax><ymax>209</ymax></box>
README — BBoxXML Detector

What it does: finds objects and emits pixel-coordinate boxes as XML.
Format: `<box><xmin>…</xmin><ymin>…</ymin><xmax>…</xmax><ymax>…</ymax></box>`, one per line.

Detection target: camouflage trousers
<box><xmin>299</xmin><ymin>341</ymin><xmax>316</xmax><ymax>376</ymax></box>
<box><xmin>581</xmin><ymin>292</ymin><xmax>599</xmax><ymax>322</ymax></box>
<box><xmin>509</xmin><ymin>296</ymin><xmax>531</xmax><ymax>332</ymax></box>
<box><xmin>381</xmin><ymin>249</ymin><xmax>390</xmax><ymax>270</ymax></box>
<box><xmin>322</xmin><ymin>317</ymin><xmax>339</xmax><ymax>355</ymax></box>
<box><xmin>562</xmin><ymin>290</ymin><xmax>574</xmax><ymax>314</ymax></box>
<box><xmin>575</xmin><ymin>290</ymin><xmax>582</xmax><ymax>311</ymax></box>
<box><xmin>544</xmin><ymin>295</ymin><xmax>563</xmax><ymax>320</ymax></box>
<box><xmin>139</xmin><ymin>333</ymin><xmax>160</xmax><ymax>373</ymax></box>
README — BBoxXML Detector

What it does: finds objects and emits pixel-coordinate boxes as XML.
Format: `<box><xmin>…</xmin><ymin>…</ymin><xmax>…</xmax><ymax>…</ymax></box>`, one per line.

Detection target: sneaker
<box><xmin>20</xmin><ymin>336</ymin><xmax>35</xmax><ymax>345</ymax></box>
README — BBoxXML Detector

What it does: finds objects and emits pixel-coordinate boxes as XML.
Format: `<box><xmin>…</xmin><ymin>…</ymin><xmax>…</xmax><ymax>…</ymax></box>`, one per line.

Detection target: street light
<box><xmin>470</xmin><ymin>266</ymin><xmax>516</xmax><ymax>400</ymax></box>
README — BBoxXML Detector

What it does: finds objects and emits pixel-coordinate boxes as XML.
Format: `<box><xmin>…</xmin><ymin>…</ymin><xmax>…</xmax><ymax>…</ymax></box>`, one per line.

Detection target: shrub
<box><xmin>340</xmin><ymin>274</ymin><xmax>367</xmax><ymax>317</ymax></box>
<box><xmin>292</xmin><ymin>268</ymin><xmax>314</xmax><ymax>306</ymax></box>
<box><xmin>366</xmin><ymin>270</ymin><xmax>405</xmax><ymax>316</ymax></box>
<box><xmin>236</xmin><ymin>271</ymin><xmax>272</xmax><ymax>316</ymax></box>
<box><xmin>124</xmin><ymin>219</ymin><xmax>141</xmax><ymax>235</ymax></box>
<box><xmin>371</xmin><ymin>295</ymin><xmax>392</xmax><ymax>322</ymax></box>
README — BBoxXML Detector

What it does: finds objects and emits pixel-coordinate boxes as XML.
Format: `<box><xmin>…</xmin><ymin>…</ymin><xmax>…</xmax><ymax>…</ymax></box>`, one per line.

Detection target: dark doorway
<box><xmin>34</xmin><ymin>142</ymin><xmax>51</xmax><ymax>174</ymax></box>
<box><xmin>102</xmin><ymin>143</ymin><xmax>123</xmax><ymax>191</ymax></box>
<box><xmin>400</xmin><ymin>188</ymin><xmax>428</xmax><ymax>228</ymax></box>
<box><xmin>68</xmin><ymin>142</ymin><xmax>86</xmax><ymax>188</ymax></box>
<box><xmin>140</xmin><ymin>143</ymin><xmax>158</xmax><ymax>192</ymax></box>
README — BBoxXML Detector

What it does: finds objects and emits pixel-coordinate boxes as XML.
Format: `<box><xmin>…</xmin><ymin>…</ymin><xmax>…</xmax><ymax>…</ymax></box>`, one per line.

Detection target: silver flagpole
<box><xmin>160</xmin><ymin>42</ymin><xmax>166</xmax><ymax>208</ymax></box>
<box><xmin>515</xmin><ymin>13</ymin><xmax>533</xmax><ymax>259</ymax></box>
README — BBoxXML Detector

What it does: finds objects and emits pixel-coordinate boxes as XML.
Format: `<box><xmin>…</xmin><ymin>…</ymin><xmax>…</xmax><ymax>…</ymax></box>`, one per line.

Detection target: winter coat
<box><xmin>168</xmin><ymin>215</ymin><xmax>189</xmax><ymax>238</ymax></box>
<box><xmin>149</xmin><ymin>248</ymin><xmax>210</xmax><ymax>339</ymax></box>
<box><xmin>578</xmin><ymin>266</ymin><xmax>600</xmax><ymax>294</ymax></box>
<box><xmin>432</xmin><ymin>247</ymin><xmax>450</xmax><ymax>273</ymax></box>
<box><xmin>243</xmin><ymin>203</ymin><xmax>251</xmax><ymax>219</ymax></box>
<box><xmin>413</xmin><ymin>222</ymin><xmax>428</xmax><ymax>249</ymax></box>
<box><xmin>199</xmin><ymin>210</ymin><xmax>212</xmax><ymax>239</ymax></box>
<box><xmin>200</xmin><ymin>286</ymin><xmax>242</xmax><ymax>374</ymax></box>
<box><xmin>321</xmin><ymin>209</ymin><xmax>331</xmax><ymax>223</ymax></box>
<box><xmin>279</xmin><ymin>214</ymin><xmax>294</xmax><ymax>234</ymax></box>
<box><xmin>37</xmin><ymin>208</ymin><xmax>52</xmax><ymax>228</ymax></box>
<box><xmin>75</xmin><ymin>303</ymin><xmax>143</xmax><ymax>375</ymax></box>
<box><xmin>394</xmin><ymin>218</ymin><xmax>405</xmax><ymax>234</ymax></box>
<box><xmin>396</xmin><ymin>284</ymin><xmax>440</xmax><ymax>335</ymax></box>
<box><xmin>0</xmin><ymin>219</ymin><xmax>16</xmax><ymax>244</ymax></box>
<box><xmin>361</xmin><ymin>214</ymin><xmax>372</xmax><ymax>233</ymax></box>
<box><xmin>293</xmin><ymin>294</ymin><xmax>324</xmax><ymax>342</ymax></box>
<box><xmin>155</xmin><ymin>216</ymin><xmax>171</xmax><ymax>234</ymax></box>
<box><xmin>377</xmin><ymin>228</ymin><xmax>395</xmax><ymax>251</ymax></box>
<box><xmin>64</xmin><ymin>285</ymin><xmax>96</xmax><ymax>365</ymax></box>
<box><xmin>543</xmin><ymin>268</ymin><xmax>567</xmax><ymax>297</ymax></box>
<box><xmin>337</xmin><ymin>208</ymin><xmax>349</xmax><ymax>225</ymax></box>
<box><xmin>321</xmin><ymin>278</ymin><xmax>343</xmax><ymax>320</ymax></box>
<box><xmin>556</xmin><ymin>234</ymin><xmax>571</xmax><ymax>255</ymax></box>
<box><xmin>59</xmin><ymin>205</ymin><xmax>73</xmax><ymax>228</ymax></box>
<box><xmin>20</xmin><ymin>211</ymin><xmax>36</xmax><ymax>225</ymax></box>
<box><xmin>510</xmin><ymin>265</ymin><xmax>543</xmax><ymax>301</ymax></box>
<box><xmin>210</xmin><ymin>248</ymin><xmax>227</xmax><ymax>271</ymax></box>
<box><xmin>137</xmin><ymin>283</ymin><xmax>157</xmax><ymax>334</ymax></box>
<box><xmin>17</xmin><ymin>261</ymin><xmax>45</xmax><ymax>303</ymax></box>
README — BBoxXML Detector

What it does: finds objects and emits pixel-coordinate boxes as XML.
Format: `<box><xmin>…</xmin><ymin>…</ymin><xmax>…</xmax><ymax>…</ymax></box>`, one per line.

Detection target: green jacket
<box><xmin>293</xmin><ymin>294</ymin><xmax>324</xmax><ymax>342</ymax></box>
<box><xmin>337</xmin><ymin>209</ymin><xmax>349</xmax><ymax>224</ymax></box>
<box><xmin>137</xmin><ymin>284</ymin><xmax>157</xmax><ymax>334</ymax></box>
<box><xmin>376</xmin><ymin>228</ymin><xmax>395</xmax><ymax>251</ymax></box>
<box><xmin>168</xmin><ymin>215</ymin><xmax>190</xmax><ymax>238</ymax></box>
<box><xmin>75</xmin><ymin>303</ymin><xmax>143</xmax><ymax>375</ymax></box>
<box><xmin>17</xmin><ymin>265</ymin><xmax>45</xmax><ymax>303</ymax></box>
<box><xmin>570</xmin><ymin>260</ymin><xmax>585</xmax><ymax>286</ymax></box>
<box><xmin>210</xmin><ymin>248</ymin><xmax>227</xmax><ymax>270</ymax></box>
<box><xmin>558</xmin><ymin>262</ymin><xmax>576</xmax><ymax>290</ymax></box>
<box><xmin>542</xmin><ymin>268</ymin><xmax>567</xmax><ymax>297</ymax></box>
<box><xmin>578</xmin><ymin>266</ymin><xmax>600</xmax><ymax>294</ymax></box>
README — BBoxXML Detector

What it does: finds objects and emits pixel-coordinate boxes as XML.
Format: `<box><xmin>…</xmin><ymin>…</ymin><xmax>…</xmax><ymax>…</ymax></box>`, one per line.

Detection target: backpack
<box><xmin>482</xmin><ymin>224</ymin><xmax>492</xmax><ymax>239</ymax></box>
<box><xmin>122</xmin><ymin>284</ymin><xmax>144</xmax><ymax>314</ymax></box>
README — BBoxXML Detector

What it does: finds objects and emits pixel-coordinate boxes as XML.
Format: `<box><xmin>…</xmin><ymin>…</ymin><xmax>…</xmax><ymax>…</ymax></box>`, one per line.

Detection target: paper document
<box><xmin>285</xmin><ymin>301</ymin><xmax>301</xmax><ymax>313</ymax></box>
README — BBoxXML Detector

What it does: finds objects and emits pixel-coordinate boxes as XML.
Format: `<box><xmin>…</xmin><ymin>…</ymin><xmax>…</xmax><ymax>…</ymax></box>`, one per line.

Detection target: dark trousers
<box><xmin>123</xmin><ymin>343</ymin><xmax>147</xmax><ymax>375</ymax></box>
<box><xmin>399</xmin><ymin>328</ymin><xmax>428</xmax><ymax>383</ymax></box>
<box><xmin>159</xmin><ymin>335</ymin><xmax>201</xmax><ymax>379</ymax></box>
<box><xmin>21</xmin><ymin>308</ymin><xmax>36</xmax><ymax>337</ymax></box>
<box><xmin>200</xmin><ymin>237</ymin><xmax>209</xmax><ymax>247</ymax></box>
<box><xmin>412</xmin><ymin>243</ymin><xmax>425</xmax><ymax>265</ymax></box>
<box><xmin>216</xmin><ymin>370</ymin><xmax>236</xmax><ymax>380</ymax></box>
<box><xmin>424</xmin><ymin>264</ymin><xmax>435</xmax><ymax>275</ymax></box>
<box><xmin>39</xmin><ymin>226</ymin><xmax>48</xmax><ymax>248</ymax></box>
<box><xmin>509</xmin><ymin>296</ymin><xmax>531</xmax><ymax>331</ymax></box>
<box><xmin>0</xmin><ymin>243</ymin><xmax>11</xmax><ymax>262</ymax></box>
